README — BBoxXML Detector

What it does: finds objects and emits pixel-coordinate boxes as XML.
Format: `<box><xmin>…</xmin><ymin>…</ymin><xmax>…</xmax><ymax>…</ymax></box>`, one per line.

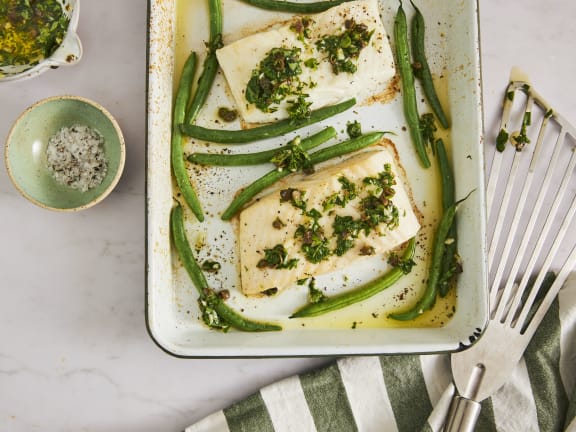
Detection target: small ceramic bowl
<box><xmin>5</xmin><ymin>95</ymin><xmax>126</xmax><ymax>211</ymax></box>
<box><xmin>0</xmin><ymin>0</ymin><xmax>82</xmax><ymax>83</ymax></box>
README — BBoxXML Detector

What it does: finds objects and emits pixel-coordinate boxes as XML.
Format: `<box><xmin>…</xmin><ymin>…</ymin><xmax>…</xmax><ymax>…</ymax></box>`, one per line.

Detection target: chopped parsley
<box><xmin>304</xmin><ymin>58</ymin><xmax>319</xmax><ymax>70</ymax></box>
<box><xmin>287</xmin><ymin>94</ymin><xmax>313</xmax><ymax>122</ymax></box>
<box><xmin>496</xmin><ymin>128</ymin><xmax>509</xmax><ymax>152</ymax></box>
<box><xmin>360</xmin><ymin>194</ymin><xmax>399</xmax><ymax>232</ymax></box>
<box><xmin>307</xmin><ymin>278</ymin><xmax>326</xmax><ymax>304</ymax></box>
<box><xmin>511</xmin><ymin>111</ymin><xmax>531</xmax><ymax>151</ymax></box>
<box><xmin>260</xmin><ymin>165</ymin><xmax>400</xmax><ymax>267</ymax></box>
<box><xmin>333</xmin><ymin>215</ymin><xmax>362</xmax><ymax>256</ymax></box>
<box><xmin>270</xmin><ymin>136</ymin><xmax>312</xmax><ymax>172</ymax></box>
<box><xmin>387</xmin><ymin>251</ymin><xmax>416</xmax><ymax>274</ymax></box>
<box><xmin>245</xmin><ymin>47</ymin><xmax>305</xmax><ymax>115</ymax></box>
<box><xmin>322</xmin><ymin>176</ymin><xmax>357</xmax><ymax>211</ymax></box>
<box><xmin>198</xmin><ymin>289</ymin><xmax>229</xmax><ymax>332</ymax></box>
<box><xmin>316</xmin><ymin>19</ymin><xmax>374</xmax><ymax>75</ymax></box>
<box><xmin>420</xmin><ymin>113</ymin><xmax>437</xmax><ymax>153</ymax></box>
<box><xmin>346</xmin><ymin>120</ymin><xmax>362</xmax><ymax>138</ymax></box>
<box><xmin>0</xmin><ymin>0</ymin><xmax>70</xmax><ymax>68</ymax></box>
<box><xmin>295</xmin><ymin>217</ymin><xmax>331</xmax><ymax>264</ymax></box>
<box><xmin>437</xmin><ymin>253</ymin><xmax>463</xmax><ymax>293</ymax></box>
<box><xmin>289</xmin><ymin>16</ymin><xmax>314</xmax><ymax>42</ymax></box>
<box><xmin>257</xmin><ymin>244</ymin><xmax>299</xmax><ymax>270</ymax></box>
<box><xmin>280</xmin><ymin>188</ymin><xmax>307</xmax><ymax>212</ymax></box>
<box><xmin>360</xmin><ymin>164</ymin><xmax>399</xmax><ymax>231</ymax></box>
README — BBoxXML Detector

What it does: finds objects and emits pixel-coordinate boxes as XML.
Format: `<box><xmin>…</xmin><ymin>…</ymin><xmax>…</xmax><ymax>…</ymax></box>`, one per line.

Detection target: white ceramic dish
<box><xmin>0</xmin><ymin>0</ymin><xmax>82</xmax><ymax>83</ymax></box>
<box><xmin>146</xmin><ymin>0</ymin><xmax>487</xmax><ymax>357</ymax></box>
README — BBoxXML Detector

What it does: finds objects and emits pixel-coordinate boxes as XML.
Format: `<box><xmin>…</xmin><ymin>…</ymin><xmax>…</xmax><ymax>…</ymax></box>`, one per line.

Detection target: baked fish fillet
<box><xmin>216</xmin><ymin>0</ymin><xmax>395</xmax><ymax>123</ymax></box>
<box><xmin>239</xmin><ymin>147</ymin><xmax>420</xmax><ymax>295</ymax></box>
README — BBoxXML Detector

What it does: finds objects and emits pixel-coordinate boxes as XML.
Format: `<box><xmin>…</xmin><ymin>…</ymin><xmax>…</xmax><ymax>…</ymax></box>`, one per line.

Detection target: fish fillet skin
<box><xmin>239</xmin><ymin>148</ymin><xmax>420</xmax><ymax>295</ymax></box>
<box><xmin>215</xmin><ymin>0</ymin><xmax>395</xmax><ymax>124</ymax></box>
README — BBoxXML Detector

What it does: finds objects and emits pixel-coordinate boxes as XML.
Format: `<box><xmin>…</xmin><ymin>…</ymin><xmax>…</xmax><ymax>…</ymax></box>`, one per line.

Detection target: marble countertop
<box><xmin>1</xmin><ymin>1</ymin><xmax>575</xmax><ymax>430</ymax></box>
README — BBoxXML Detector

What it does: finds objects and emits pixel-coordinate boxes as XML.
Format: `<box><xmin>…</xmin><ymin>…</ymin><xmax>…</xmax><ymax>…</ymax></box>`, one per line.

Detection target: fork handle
<box><xmin>444</xmin><ymin>395</ymin><xmax>481</xmax><ymax>432</ymax></box>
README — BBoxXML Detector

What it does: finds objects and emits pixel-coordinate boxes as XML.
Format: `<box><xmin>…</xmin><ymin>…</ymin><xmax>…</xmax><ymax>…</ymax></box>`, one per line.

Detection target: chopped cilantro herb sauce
<box><xmin>0</xmin><ymin>0</ymin><xmax>70</xmax><ymax>68</ymax></box>
<box><xmin>258</xmin><ymin>244</ymin><xmax>299</xmax><ymax>270</ymax></box>
<box><xmin>245</xmin><ymin>18</ymin><xmax>374</xmax><ymax>120</ymax></box>
<box><xmin>270</xmin><ymin>136</ymin><xmax>313</xmax><ymax>173</ymax></box>
<box><xmin>346</xmin><ymin>120</ymin><xmax>362</xmax><ymax>139</ymax></box>
<box><xmin>316</xmin><ymin>19</ymin><xmax>374</xmax><ymax>75</ymax></box>
<box><xmin>256</xmin><ymin>164</ymin><xmax>400</xmax><ymax>268</ymax></box>
<box><xmin>245</xmin><ymin>47</ymin><xmax>307</xmax><ymax>118</ymax></box>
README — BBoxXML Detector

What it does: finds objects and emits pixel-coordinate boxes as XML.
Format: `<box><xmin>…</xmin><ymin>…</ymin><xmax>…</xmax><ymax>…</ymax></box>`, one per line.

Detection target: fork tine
<box><xmin>492</xmin><ymin>281</ymin><xmax>517</xmax><ymax>322</ymax></box>
<box><xmin>519</xmin><ymin>243</ymin><xmax>576</xmax><ymax>338</ymax></box>
<box><xmin>486</xmin><ymin>81</ymin><xmax>517</xmax><ymax>214</ymax></box>
<box><xmin>504</xmin><ymin>147</ymin><xmax>576</xmax><ymax>325</ymax></box>
<box><xmin>486</xmin><ymin>91</ymin><xmax>535</xmax><ymax>260</ymax></box>
<box><xmin>511</xmin><ymin>193</ymin><xmax>576</xmax><ymax>329</ymax></box>
<box><xmin>488</xmin><ymin>107</ymin><xmax>550</xmax><ymax>309</ymax></box>
<box><xmin>494</xmin><ymin>131</ymin><xmax>575</xmax><ymax>317</ymax></box>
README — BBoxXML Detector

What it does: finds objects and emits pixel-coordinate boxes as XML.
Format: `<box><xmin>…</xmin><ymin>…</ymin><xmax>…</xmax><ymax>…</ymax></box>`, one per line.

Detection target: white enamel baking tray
<box><xmin>146</xmin><ymin>0</ymin><xmax>487</xmax><ymax>357</ymax></box>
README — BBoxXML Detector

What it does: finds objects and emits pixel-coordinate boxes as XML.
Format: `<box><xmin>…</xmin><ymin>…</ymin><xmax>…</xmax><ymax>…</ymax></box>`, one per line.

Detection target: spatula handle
<box><xmin>444</xmin><ymin>395</ymin><xmax>481</xmax><ymax>432</ymax></box>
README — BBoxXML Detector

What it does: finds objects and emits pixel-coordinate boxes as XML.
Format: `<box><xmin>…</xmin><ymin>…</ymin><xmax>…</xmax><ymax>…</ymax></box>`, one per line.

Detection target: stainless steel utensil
<box><xmin>444</xmin><ymin>78</ymin><xmax>576</xmax><ymax>431</ymax></box>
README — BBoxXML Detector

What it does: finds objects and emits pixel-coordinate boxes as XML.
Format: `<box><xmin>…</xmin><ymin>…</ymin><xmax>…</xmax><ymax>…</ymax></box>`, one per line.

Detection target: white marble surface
<box><xmin>1</xmin><ymin>0</ymin><xmax>575</xmax><ymax>431</ymax></box>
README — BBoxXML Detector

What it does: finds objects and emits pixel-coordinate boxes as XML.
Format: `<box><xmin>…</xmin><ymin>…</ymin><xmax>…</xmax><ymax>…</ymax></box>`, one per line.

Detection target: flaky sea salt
<box><xmin>46</xmin><ymin>124</ymin><xmax>108</xmax><ymax>192</ymax></box>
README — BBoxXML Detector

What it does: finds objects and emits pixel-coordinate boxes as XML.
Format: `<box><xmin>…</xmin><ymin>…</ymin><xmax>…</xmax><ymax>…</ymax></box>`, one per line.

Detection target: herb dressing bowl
<box><xmin>4</xmin><ymin>95</ymin><xmax>126</xmax><ymax>211</ymax></box>
<box><xmin>0</xmin><ymin>0</ymin><xmax>82</xmax><ymax>83</ymax></box>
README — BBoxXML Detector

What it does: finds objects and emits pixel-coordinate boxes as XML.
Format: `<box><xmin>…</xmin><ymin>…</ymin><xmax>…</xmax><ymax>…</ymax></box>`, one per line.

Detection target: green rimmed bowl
<box><xmin>4</xmin><ymin>95</ymin><xmax>126</xmax><ymax>211</ymax></box>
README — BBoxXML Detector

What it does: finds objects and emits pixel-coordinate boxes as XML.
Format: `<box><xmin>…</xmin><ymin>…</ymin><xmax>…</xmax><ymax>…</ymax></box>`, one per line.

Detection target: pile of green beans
<box><xmin>170</xmin><ymin>203</ymin><xmax>282</xmax><ymax>332</ymax></box>
<box><xmin>221</xmin><ymin>131</ymin><xmax>385</xmax><ymax>220</ymax></box>
<box><xmin>238</xmin><ymin>0</ymin><xmax>351</xmax><ymax>13</ymax></box>
<box><xmin>410</xmin><ymin>1</ymin><xmax>450</xmax><ymax>129</ymax></box>
<box><xmin>188</xmin><ymin>127</ymin><xmax>337</xmax><ymax>167</ymax></box>
<box><xmin>291</xmin><ymin>237</ymin><xmax>416</xmax><ymax>318</ymax></box>
<box><xmin>180</xmin><ymin>99</ymin><xmax>355</xmax><ymax>144</ymax></box>
<box><xmin>184</xmin><ymin>0</ymin><xmax>222</xmax><ymax>125</ymax></box>
<box><xmin>394</xmin><ymin>3</ymin><xmax>430</xmax><ymax>168</ymax></box>
<box><xmin>171</xmin><ymin>52</ymin><xmax>204</xmax><ymax>221</ymax></box>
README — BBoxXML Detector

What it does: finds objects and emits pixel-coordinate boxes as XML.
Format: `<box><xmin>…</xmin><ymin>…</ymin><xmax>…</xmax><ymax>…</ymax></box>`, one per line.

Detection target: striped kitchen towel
<box><xmin>186</xmin><ymin>274</ymin><xmax>576</xmax><ymax>432</ymax></box>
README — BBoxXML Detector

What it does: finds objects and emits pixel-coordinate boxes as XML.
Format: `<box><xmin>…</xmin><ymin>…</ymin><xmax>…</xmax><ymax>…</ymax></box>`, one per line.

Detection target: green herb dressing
<box><xmin>0</xmin><ymin>0</ymin><xmax>69</xmax><ymax>67</ymax></box>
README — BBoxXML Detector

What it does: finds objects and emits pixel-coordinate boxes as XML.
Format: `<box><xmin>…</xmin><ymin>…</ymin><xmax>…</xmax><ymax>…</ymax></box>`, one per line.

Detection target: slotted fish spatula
<box><xmin>444</xmin><ymin>78</ymin><xmax>576</xmax><ymax>431</ymax></box>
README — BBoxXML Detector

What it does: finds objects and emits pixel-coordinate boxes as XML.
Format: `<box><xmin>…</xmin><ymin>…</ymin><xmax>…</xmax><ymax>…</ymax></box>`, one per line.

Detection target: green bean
<box><xmin>221</xmin><ymin>132</ymin><xmax>384</xmax><ymax>220</ymax></box>
<box><xmin>437</xmin><ymin>139</ymin><xmax>455</xmax><ymax>211</ymax></box>
<box><xmin>238</xmin><ymin>0</ymin><xmax>351</xmax><ymax>13</ymax></box>
<box><xmin>184</xmin><ymin>0</ymin><xmax>223</xmax><ymax>125</ymax></box>
<box><xmin>185</xmin><ymin>53</ymin><xmax>219</xmax><ymax>125</ymax></box>
<box><xmin>410</xmin><ymin>1</ymin><xmax>450</xmax><ymax>129</ymax></box>
<box><xmin>394</xmin><ymin>3</ymin><xmax>430</xmax><ymax>168</ymax></box>
<box><xmin>436</xmin><ymin>139</ymin><xmax>458</xmax><ymax>297</ymax></box>
<box><xmin>180</xmin><ymin>98</ymin><xmax>356</xmax><ymax>144</ymax></box>
<box><xmin>389</xmin><ymin>192</ymin><xmax>471</xmax><ymax>321</ymax></box>
<box><xmin>208</xmin><ymin>0</ymin><xmax>223</xmax><ymax>43</ymax></box>
<box><xmin>188</xmin><ymin>126</ymin><xmax>336</xmax><ymax>166</ymax></box>
<box><xmin>307</xmin><ymin>131</ymin><xmax>385</xmax><ymax>162</ymax></box>
<box><xmin>290</xmin><ymin>237</ymin><xmax>416</xmax><ymax>318</ymax></box>
<box><xmin>170</xmin><ymin>203</ymin><xmax>282</xmax><ymax>332</ymax></box>
<box><xmin>172</xmin><ymin>52</ymin><xmax>205</xmax><ymax>221</ymax></box>
<box><xmin>222</xmin><ymin>171</ymin><xmax>287</xmax><ymax>220</ymax></box>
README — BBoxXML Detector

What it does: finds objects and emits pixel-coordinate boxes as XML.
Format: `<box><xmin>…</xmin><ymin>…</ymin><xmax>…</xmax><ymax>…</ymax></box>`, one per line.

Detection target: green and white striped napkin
<box><xmin>187</xmin><ymin>274</ymin><xmax>576</xmax><ymax>432</ymax></box>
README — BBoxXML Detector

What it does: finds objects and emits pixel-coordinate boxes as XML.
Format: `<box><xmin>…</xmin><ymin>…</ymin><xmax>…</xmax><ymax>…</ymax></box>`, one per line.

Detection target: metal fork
<box><xmin>444</xmin><ymin>78</ymin><xmax>576</xmax><ymax>431</ymax></box>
